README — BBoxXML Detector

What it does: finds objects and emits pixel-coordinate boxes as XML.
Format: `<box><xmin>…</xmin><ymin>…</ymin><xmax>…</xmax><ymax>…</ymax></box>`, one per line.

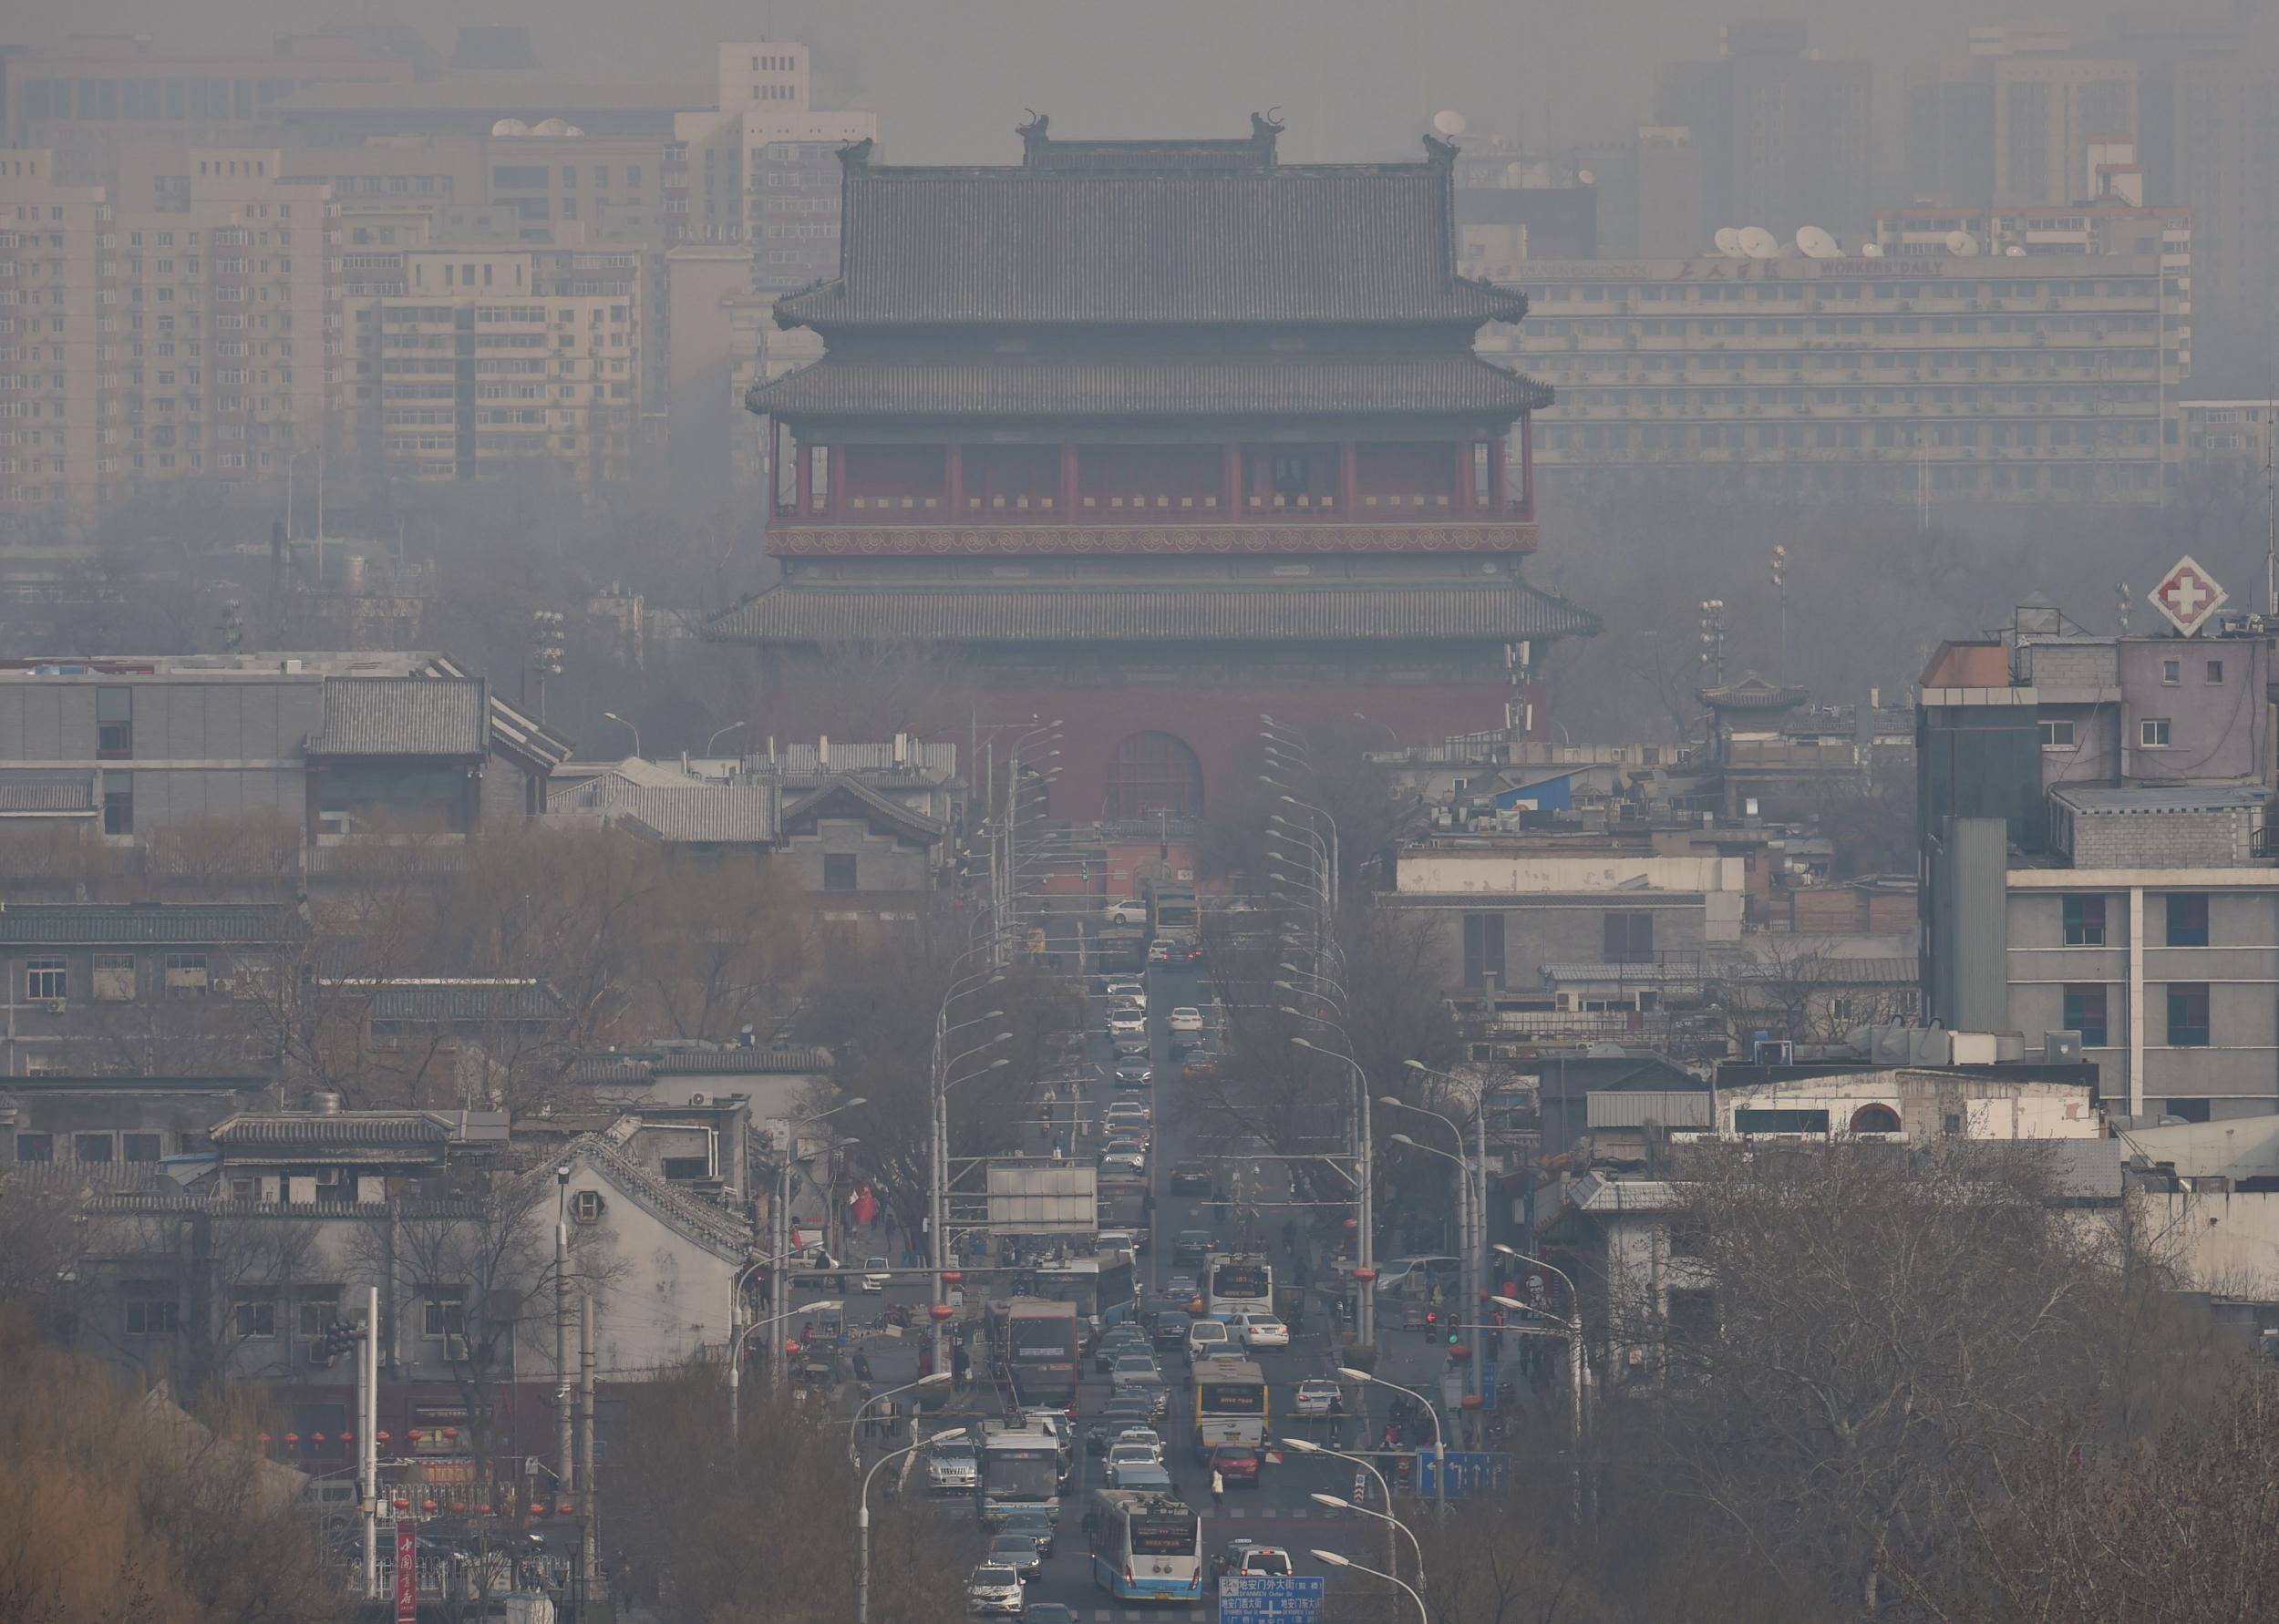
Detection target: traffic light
<box><xmin>318</xmin><ymin>1319</ymin><xmax>364</xmax><ymax>1365</ymax></box>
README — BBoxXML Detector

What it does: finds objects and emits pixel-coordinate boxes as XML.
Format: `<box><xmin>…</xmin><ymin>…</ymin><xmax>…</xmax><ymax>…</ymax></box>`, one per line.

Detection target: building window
<box><xmin>124</xmin><ymin>1284</ymin><xmax>180</xmax><ymax>1338</ymax></box>
<box><xmin>233</xmin><ymin>1297</ymin><xmax>278</xmax><ymax>1340</ymax></box>
<box><xmin>1848</xmin><ymin>1103</ymin><xmax>1902</xmax><ymax>1134</ymax></box>
<box><xmin>97</xmin><ymin>685</ymin><xmax>132</xmax><ymax>755</ymax></box>
<box><xmin>2166</xmin><ymin>983</ymin><xmax>2211</xmax><ymax>1047</ymax></box>
<box><xmin>122</xmin><ymin>1133</ymin><xmax>162</xmax><ymax>1163</ymax></box>
<box><xmin>569</xmin><ymin>1189</ymin><xmax>604</xmax><ymax>1224</ymax></box>
<box><xmin>1102</xmin><ymin>730</ymin><xmax>1205</xmax><ymax>821</ymax></box>
<box><xmin>1462</xmin><ymin>912</ymin><xmax>1506</xmax><ymax>990</ymax></box>
<box><xmin>1604</xmin><ymin>910</ymin><xmax>1655</xmax><ymax>963</ymax></box>
<box><xmin>2166</xmin><ymin>893</ymin><xmax>2210</xmax><ymax>948</ymax></box>
<box><xmin>2160</xmin><ymin>658</ymin><xmax>2181</xmax><ymax>685</ymax></box>
<box><xmin>2038</xmin><ymin>719</ymin><xmax>2076</xmax><ymax>748</ymax></box>
<box><xmin>297</xmin><ymin>1294</ymin><xmax>341</xmax><ymax>1340</ymax></box>
<box><xmin>75</xmin><ymin>1133</ymin><xmax>113</xmax><ymax>1162</ymax></box>
<box><xmin>422</xmin><ymin>1290</ymin><xmax>468</xmax><ymax>1339</ymax></box>
<box><xmin>103</xmin><ymin>770</ymin><xmax>133</xmax><ymax>835</ymax></box>
<box><xmin>163</xmin><ymin>951</ymin><xmax>209</xmax><ymax>998</ymax></box>
<box><xmin>2140</xmin><ymin>718</ymin><xmax>2171</xmax><ymax>748</ymax></box>
<box><xmin>14</xmin><ymin>1132</ymin><xmax>54</xmax><ymax>1163</ymax></box>
<box><xmin>26</xmin><ymin>956</ymin><xmax>67</xmax><ymax>1002</ymax></box>
<box><xmin>2206</xmin><ymin>660</ymin><xmax>2224</xmax><ymax>684</ymax></box>
<box><xmin>2062</xmin><ymin>985</ymin><xmax>2109</xmax><ymax>1047</ymax></box>
<box><xmin>92</xmin><ymin>951</ymin><xmax>136</xmax><ymax>1002</ymax></box>
<box><xmin>2061</xmin><ymin>895</ymin><xmax>2106</xmax><ymax>947</ymax></box>
<box><xmin>2164</xmin><ymin>1098</ymin><xmax>2212</xmax><ymax>1124</ymax></box>
<box><xmin>821</xmin><ymin>853</ymin><xmax>857</xmax><ymax>891</ymax></box>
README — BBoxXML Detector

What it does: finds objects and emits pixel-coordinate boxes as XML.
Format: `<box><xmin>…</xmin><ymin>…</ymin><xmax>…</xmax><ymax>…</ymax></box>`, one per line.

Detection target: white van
<box><xmin>1186</xmin><ymin>1318</ymin><xmax>1231</xmax><ymax>1361</ymax></box>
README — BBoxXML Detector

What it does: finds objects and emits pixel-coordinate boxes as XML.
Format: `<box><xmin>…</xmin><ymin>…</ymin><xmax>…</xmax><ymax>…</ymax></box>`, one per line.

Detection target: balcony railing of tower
<box><xmin>768</xmin><ymin>435</ymin><xmax>1536</xmax><ymax>531</ymax></box>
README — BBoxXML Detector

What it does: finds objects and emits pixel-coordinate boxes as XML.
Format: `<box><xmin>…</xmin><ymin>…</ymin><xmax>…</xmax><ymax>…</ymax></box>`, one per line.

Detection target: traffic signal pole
<box><xmin>361</xmin><ymin>1285</ymin><xmax>379</xmax><ymax>1599</ymax></box>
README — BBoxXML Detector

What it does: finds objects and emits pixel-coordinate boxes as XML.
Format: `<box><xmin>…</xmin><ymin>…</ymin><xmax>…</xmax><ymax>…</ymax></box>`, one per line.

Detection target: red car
<box><xmin>1209</xmin><ymin>1445</ymin><xmax>1261</xmax><ymax>1487</ymax></box>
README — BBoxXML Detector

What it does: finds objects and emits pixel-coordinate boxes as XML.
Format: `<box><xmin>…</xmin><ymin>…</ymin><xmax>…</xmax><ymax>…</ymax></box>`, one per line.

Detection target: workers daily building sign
<box><xmin>2152</xmin><ymin>556</ymin><xmax>2228</xmax><ymax>637</ymax></box>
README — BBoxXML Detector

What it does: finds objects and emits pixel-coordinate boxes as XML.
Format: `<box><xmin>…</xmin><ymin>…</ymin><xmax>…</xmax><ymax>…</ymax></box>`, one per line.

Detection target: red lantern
<box><xmin>443</xmin><ymin>1427</ymin><xmax>459</xmax><ymax>1441</ymax></box>
<box><xmin>1449</xmin><ymin>1343</ymin><xmax>1473</xmax><ymax>1362</ymax></box>
<box><xmin>257</xmin><ymin>1433</ymin><xmax>273</xmax><ymax>1448</ymax></box>
<box><xmin>378</xmin><ymin>1431</ymin><xmax>392</xmax><ymax>1444</ymax></box>
<box><xmin>340</xmin><ymin>1431</ymin><xmax>354</xmax><ymax>1445</ymax></box>
<box><xmin>421</xmin><ymin>1499</ymin><xmax>438</xmax><ymax>1514</ymax></box>
<box><xmin>311</xmin><ymin>1433</ymin><xmax>327</xmax><ymax>1445</ymax></box>
<box><xmin>1342</xmin><ymin>1217</ymin><xmax>1359</xmax><ymax>1229</ymax></box>
<box><xmin>477</xmin><ymin>1505</ymin><xmax>494</xmax><ymax>1517</ymax></box>
<box><xmin>557</xmin><ymin>1502</ymin><xmax>574</xmax><ymax>1516</ymax></box>
<box><xmin>785</xmin><ymin>1340</ymin><xmax>802</xmax><ymax>1355</ymax></box>
<box><xmin>1351</xmin><ymin>1266</ymin><xmax>1377</xmax><ymax>1283</ymax></box>
<box><xmin>393</xmin><ymin>1496</ymin><xmax>410</xmax><ymax>1511</ymax></box>
<box><xmin>450</xmin><ymin>1502</ymin><xmax>466</xmax><ymax>1513</ymax></box>
<box><xmin>928</xmin><ymin>1303</ymin><xmax>955</xmax><ymax>1321</ymax></box>
<box><xmin>941</xmin><ymin>1270</ymin><xmax>963</xmax><ymax>1285</ymax></box>
<box><xmin>284</xmin><ymin>1433</ymin><xmax>301</xmax><ymax>1446</ymax></box>
<box><xmin>1460</xmin><ymin>1393</ymin><xmax>1485</xmax><ymax>1411</ymax></box>
<box><xmin>408</xmin><ymin>1429</ymin><xmax>423</xmax><ymax>1443</ymax></box>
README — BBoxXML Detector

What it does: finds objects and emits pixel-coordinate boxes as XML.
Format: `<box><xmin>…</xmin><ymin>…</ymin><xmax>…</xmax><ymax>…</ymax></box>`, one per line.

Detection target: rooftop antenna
<box><xmin>2116</xmin><ymin>581</ymin><xmax>2132</xmax><ymax>634</ymax></box>
<box><xmin>2267</xmin><ymin>388</ymin><xmax>2276</xmax><ymax>618</ymax></box>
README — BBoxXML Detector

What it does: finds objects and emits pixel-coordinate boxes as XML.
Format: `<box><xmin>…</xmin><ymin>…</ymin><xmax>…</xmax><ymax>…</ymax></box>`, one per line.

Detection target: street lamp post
<box><xmin>1294</xmin><ymin>1038</ymin><xmax>1375</xmax><ymax>1348</ymax></box>
<box><xmin>769</xmin><ymin>1100</ymin><xmax>866</xmax><ymax>1392</ymax></box>
<box><xmin>1312</xmin><ymin>1549</ymin><xmax>1428</xmax><ymax>1623</ymax></box>
<box><xmin>1493</xmin><ymin>1249</ymin><xmax>1588</xmax><ymax>1523</ymax></box>
<box><xmin>1340</xmin><ymin>1366</ymin><xmax>1446</xmax><ymax>1513</ymax></box>
<box><xmin>859</xmin><ymin>1427</ymin><xmax>967</xmax><ymax>1624</ymax></box>
<box><xmin>601</xmin><ymin>710</ymin><xmax>641</xmax><ymax>759</ymax></box>
<box><xmin>1283</xmin><ymin>1437</ymin><xmax>1413</xmax><ymax>1583</ymax></box>
<box><xmin>706</xmin><ymin>720</ymin><xmax>748</xmax><ymax>755</ymax></box>
<box><xmin>846</xmin><ymin>1372</ymin><xmax>953</xmax><ymax>1463</ymax></box>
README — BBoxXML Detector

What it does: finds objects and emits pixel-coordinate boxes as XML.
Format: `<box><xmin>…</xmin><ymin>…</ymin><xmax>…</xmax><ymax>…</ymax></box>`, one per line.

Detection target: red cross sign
<box><xmin>2151</xmin><ymin>556</ymin><xmax>2228</xmax><ymax>637</ymax></box>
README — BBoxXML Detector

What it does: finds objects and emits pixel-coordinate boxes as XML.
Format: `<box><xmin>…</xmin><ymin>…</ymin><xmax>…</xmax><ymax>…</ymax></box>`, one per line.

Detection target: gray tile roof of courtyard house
<box><xmin>2050</xmin><ymin>784</ymin><xmax>2270</xmax><ymax>815</ymax></box>
<box><xmin>0</xmin><ymin>904</ymin><xmax>291</xmax><ymax>946</ymax></box>
<box><xmin>777</xmin><ymin>139</ymin><xmax>1525</xmax><ymax>329</ymax></box>
<box><xmin>305</xmin><ymin>676</ymin><xmax>488</xmax><ymax>757</ymax></box>
<box><xmin>707</xmin><ymin>581</ymin><xmax>1599</xmax><ymax>645</ymax></box>
<box><xmin>750</xmin><ymin>355</ymin><xmax>1555</xmax><ymax>419</ymax></box>
<box><xmin>364</xmin><ymin>981</ymin><xmax>570</xmax><ymax>1023</ymax></box>
<box><xmin>1720</xmin><ymin>957</ymin><xmax>1920</xmax><ymax>986</ymax></box>
<box><xmin>550</xmin><ymin>776</ymin><xmax>779</xmax><ymax>845</ymax></box>
<box><xmin>566</xmin><ymin>1044</ymin><xmax>835</xmax><ymax>1082</ymax></box>
<box><xmin>210</xmin><ymin>1112</ymin><xmax>454</xmax><ymax>1146</ymax></box>
<box><xmin>0</xmin><ymin>772</ymin><xmax>97</xmax><ymax>814</ymax></box>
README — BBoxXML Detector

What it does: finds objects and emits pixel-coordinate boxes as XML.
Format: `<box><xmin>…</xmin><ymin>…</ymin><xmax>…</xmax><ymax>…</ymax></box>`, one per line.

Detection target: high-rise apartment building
<box><xmin>1488</xmin><ymin>200</ymin><xmax>2188</xmax><ymax>505</ymax></box>
<box><xmin>1654</xmin><ymin>20</ymin><xmax>1873</xmax><ymax>242</ymax></box>
<box><xmin>342</xmin><ymin>239</ymin><xmax>641</xmax><ymax>487</ymax></box>
<box><xmin>1904</xmin><ymin>27</ymin><xmax>2137</xmax><ymax>209</ymax></box>
<box><xmin>1</xmin><ymin>147</ymin><xmax>336</xmax><ymax>529</ymax></box>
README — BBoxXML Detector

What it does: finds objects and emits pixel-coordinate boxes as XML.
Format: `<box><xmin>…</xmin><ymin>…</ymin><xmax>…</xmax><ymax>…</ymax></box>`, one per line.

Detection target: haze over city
<box><xmin>5</xmin><ymin>1</ymin><xmax>2279</xmax><ymax>1621</ymax></box>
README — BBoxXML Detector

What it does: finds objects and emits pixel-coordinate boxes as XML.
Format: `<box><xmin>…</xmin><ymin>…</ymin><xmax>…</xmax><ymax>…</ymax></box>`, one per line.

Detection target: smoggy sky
<box><xmin>15</xmin><ymin>0</ymin><xmax>2262</xmax><ymax>162</ymax></box>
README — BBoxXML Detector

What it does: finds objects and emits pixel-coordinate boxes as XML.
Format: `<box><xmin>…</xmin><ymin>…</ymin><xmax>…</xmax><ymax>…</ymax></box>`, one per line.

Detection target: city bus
<box><xmin>1088</xmin><ymin>1489</ymin><xmax>1204</xmax><ymax>1604</ymax></box>
<box><xmin>1193</xmin><ymin>1357</ymin><xmax>1268</xmax><ymax>1456</ymax></box>
<box><xmin>1033</xmin><ymin>1251</ymin><xmax>1139</xmax><ymax>1333</ymax></box>
<box><xmin>1203</xmin><ymin>1251</ymin><xmax>1273</xmax><ymax>1322</ymax></box>
<box><xmin>985</xmin><ymin>1299</ymin><xmax>1080</xmax><ymax>1414</ymax></box>
<box><xmin>976</xmin><ymin>1420</ymin><xmax>1064</xmax><ymax>1526</ymax></box>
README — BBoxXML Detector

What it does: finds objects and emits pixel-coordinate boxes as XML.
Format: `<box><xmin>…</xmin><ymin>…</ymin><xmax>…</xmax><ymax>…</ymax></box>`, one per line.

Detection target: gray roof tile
<box><xmin>306</xmin><ymin>677</ymin><xmax>487</xmax><ymax>757</ymax></box>
<box><xmin>551</xmin><ymin>777</ymin><xmax>779</xmax><ymax>845</ymax></box>
<box><xmin>779</xmin><ymin>148</ymin><xmax>1524</xmax><ymax>329</ymax></box>
<box><xmin>211</xmin><ymin>1112</ymin><xmax>453</xmax><ymax>1146</ymax></box>
<box><xmin>0</xmin><ymin>904</ymin><xmax>288</xmax><ymax>946</ymax></box>
<box><xmin>707</xmin><ymin>581</ymin><xmax>1600</xmax><ymax>645</ymax></box>
<box><xmin>0</xmin><ymin>772</ymin><xmax>97</xmax><ymax>814</ymax></box>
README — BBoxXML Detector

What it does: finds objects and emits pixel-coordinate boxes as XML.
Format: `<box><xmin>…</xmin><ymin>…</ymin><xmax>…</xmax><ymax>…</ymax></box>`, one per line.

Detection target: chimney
<box><xmin>819</xmin><ymin>734</ymin><xmax>830</xmax><ymax>768</ymax></box>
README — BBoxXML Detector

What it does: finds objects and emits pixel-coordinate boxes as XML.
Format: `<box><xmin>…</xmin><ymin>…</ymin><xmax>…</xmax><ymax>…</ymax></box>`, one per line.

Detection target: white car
<box><xmin>1108</xmin><ymin>1010</ymin><xmax>1147</xmax><ymax>1037</ymax></box>
<box><xmin>929</xmin><ymin>1442</ymin><xmax>980</xmax><ymax>1494</ymax></box>
<box><xmin>1097</xmin><ymin>1228</ymin><xmax>1139</xmax><ymax>1258</ymax></box>
<box><xmin>1186</xmin><ymin>1318</ymin><xmax>1232</xmax><ymax>1361</ymax></box>
<box><xmin>1104</xmin><ymin>900</ymin><xmax>1149</xmax><ymax>927</ymax></box>
<box><xmin>1115</xmin><ymin>1427</ymin><xmax>1166</xmax><ymax>1460</ymax></box>
<box><xmin>1229</xmin><ymin>1313</ymin><xmax>1289</xmax><ymax>1350</ymax></box>
<box><xmin>1168</xmin><ymin>1006</ymin><xmax>1203</xmax><ymax>1034</ymax></box>
<box><xmin>1101</xmin><ymin>1151</ymin><xmax>1146</xmax><ymax>1177</ymax></box>
<box><xmin>861</xmin><ymin>1257</ymin><xmax>892</xmax><ymax>1292</ymax></box>
<box><xmin>1105</xmin><ymin>979</ymin><xmax>1147</xmax><ymax>1007</ymax></box>
<box><xmin>1105</xmin><ymin>1102</ymin><xmax>1152</xmax><ymax>1128</ymax></box>
<box><xmin>969</xmin><ymin>1564</ymin><xmax>1026</xmax><ymax>1616</ymax></box>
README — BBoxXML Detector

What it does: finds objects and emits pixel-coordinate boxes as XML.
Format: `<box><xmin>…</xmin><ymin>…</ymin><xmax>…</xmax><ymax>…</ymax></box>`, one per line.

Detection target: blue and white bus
<box><xmin>1089</xmin><ymin>1488</ymin><xmax>1203</xmax><ymax>1604</ymax></box>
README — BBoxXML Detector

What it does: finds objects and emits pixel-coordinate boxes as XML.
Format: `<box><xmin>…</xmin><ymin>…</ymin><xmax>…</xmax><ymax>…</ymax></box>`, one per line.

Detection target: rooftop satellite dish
<box><xmin>491</xmin><ymin>118</ymin><xmax>530</xmax><ymax>137</ymax></box>
<box><xmin>533</xmin><ymin>118</ymin><xmax>570</xmax><ymax>137</ymax></box>
<box><xmin>1738</xmin><ymin>226</ymin><xmax>1779</xmax><ymax>259</ymax></box>
<box><xmin>1577</xmin><ymin>168</ymin><xmax>1593</xmax><ymax>185</ymax></box>
<box><xmin>1859</xmin><ymin>242</ymin><xmax>1883</xmax><ymax>258</ymax></box>
<box><xmin>562</xmin><ymin>125</ymin><xmax>584</xmax><ymax>138</ymax></box>
<box><xmin>2005</xmin><ymin>244</ymin><xmax>2027</xmax><ymax>257</ymax></box>
<box><xmin>1432</xmin><ymin>109</ymin><xmax>1466</xmax><ymax>137</ymax></box>
<box><xmin>1795</xmin><ymin>225</ymin><xmax>1840</xmax><ymax>259</ymax></box>
<box><xmin>1945</xmin><ymin>230</ymin><xmax>1981</xmax><ymax>256</ymax></box>
<box><xmin>1714</xmin><ymin>227</ymin><xmax>1746</xmax><ymax>258</ymax></box>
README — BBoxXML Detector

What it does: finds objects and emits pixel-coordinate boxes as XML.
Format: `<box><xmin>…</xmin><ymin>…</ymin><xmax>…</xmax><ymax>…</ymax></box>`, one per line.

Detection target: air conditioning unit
<box><xmin>314</xmin><ymin>1167</ymin><xmax>344</xmax><ymax>1187</ymax></box>
<box><xmin>41</xmin><ymin>998</ymin><xmax>65</xmax><ymax>1014</ymax></box>
<box><xmin>445</xmin><ymin>1333</ymin><xmax>469</xmax><ymax>1362</ymax></box>
<box><xmin>307</xmin><ymin>1344</ymin><xmax>336</xmax><ymax>1370</ymax></box>
<box><xmin>689</xmin><ymin>1092</ymin><xmax>706</xmax><ymax>1105</ymax></box>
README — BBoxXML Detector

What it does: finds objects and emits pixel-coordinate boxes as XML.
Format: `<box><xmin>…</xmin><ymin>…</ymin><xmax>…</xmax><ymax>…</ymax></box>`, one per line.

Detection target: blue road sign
<box><xmin>1415</xmin><ymin>1449</ymin><xmax>1512</xmax><ymax>1498</ymax></box>
<box><xmin>1219</xmin><ymin>1574</ymin><xmax>1328</xmax><ymax>1622</ymax></box>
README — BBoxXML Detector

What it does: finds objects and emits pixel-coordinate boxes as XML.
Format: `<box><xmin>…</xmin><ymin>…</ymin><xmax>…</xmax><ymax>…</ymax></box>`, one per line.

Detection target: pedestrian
<box><xmin>1281</xmin><ymin>1218</ymin><xmax>1298</xmax><ymax>1255</ymax></box>
<box><xmin>852</xmin><ymin>1350</ymin><xmax>874</xmax><ymax>1384</ymax></box>
<box><xmin>1211</xmin><ymin>1468</ymin><xmax>1225</xmax><ymax>1511</ymax></box>
<box><xmin>953</xmin><ymin>1343</ymin><xmax>971</xmax><ymax>1393</ymax></box>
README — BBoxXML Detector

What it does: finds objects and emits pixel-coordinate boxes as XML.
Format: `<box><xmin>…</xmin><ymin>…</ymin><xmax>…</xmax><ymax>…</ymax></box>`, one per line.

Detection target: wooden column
<box><xmin>1222</xmin><ymin>443</ymin><xmax>1242</xmax><ymax>515</ymax></box>
<box><xmin>1517</xmin><ymin>415</ymin><xmax>1534</xmax><ymax>518</ymax></box>
<box><xmin>1490</xmin><ymin>431</ymin><xmax>1510</xmax><ymax>512</ymax></box>
<box><xmin>824</xmin><ymin>445</ymin><xmax>843</xmax><ymax>521</ymax></box>
<box><xmin>795</xmin><ymin>439</ymin><xmax>813</xmax><ymax>513</ymax></box>
<box><xmin>1337</xmin><ymin>441</ymin><xmax>1358</xmax><ymax>515</ymax></box>
<box><xmin>1455</xmin><ymin>440</ymin><xmax>1474</xmax><ymax>514</ymax></box>
<box><xmin>1060</xmin><ymin>443</ymin><xmax>1078</xmax><ymax>515</ymax></box>
<box><xmin>946</xmin><ymin>444</ymin><xmax>964</xmax><ymax>517</ymax></box>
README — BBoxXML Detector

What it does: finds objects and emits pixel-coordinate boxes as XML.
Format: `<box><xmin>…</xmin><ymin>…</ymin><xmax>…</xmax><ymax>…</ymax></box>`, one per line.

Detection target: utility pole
<box><xmin>554</xmin><ymin>1166</ymin><xmax>572</xmax><ymax>1496</ymax></box>
<box><xmin>361</xmin><ymin>1284</ymin><xmax>379</xmax><ymax>1601</ymax></box>
<box><xmin>579</xmin><ymin>1294</ymin><xmax>597</xmax><ymax>1599</ymax></box>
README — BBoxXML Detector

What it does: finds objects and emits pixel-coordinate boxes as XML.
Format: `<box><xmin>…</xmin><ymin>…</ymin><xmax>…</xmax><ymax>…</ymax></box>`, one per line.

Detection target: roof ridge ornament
<box><xmin>837</xmin><ymin>136</ymin><xmax>875</xmax><ymax>173</ymax></box>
